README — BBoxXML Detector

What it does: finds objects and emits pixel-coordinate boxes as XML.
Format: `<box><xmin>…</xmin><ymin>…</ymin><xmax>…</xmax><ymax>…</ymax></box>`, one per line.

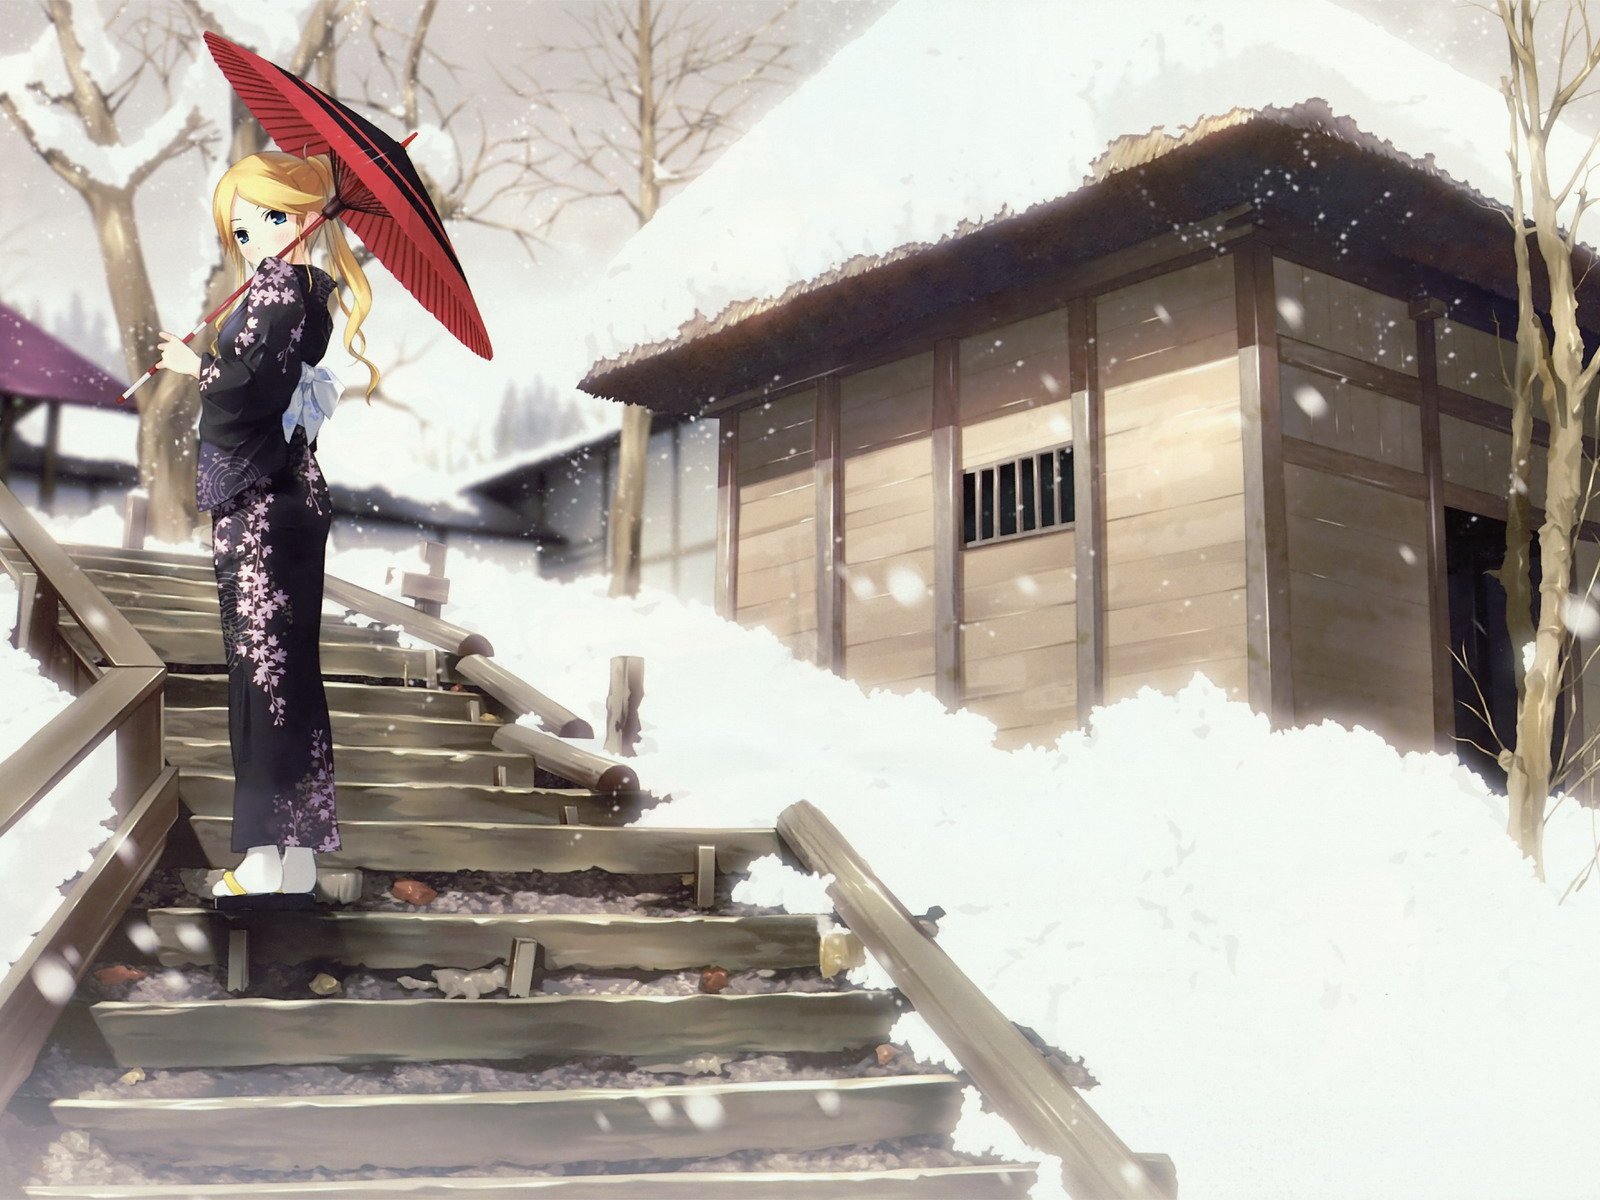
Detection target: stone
<box><xmin>700</xmin><ymin>966</ymin><xmax>729</xmax><ymax>993</ymax></box>
<box><xmin>94</xmin><ymin>965</ymin><xmax>148</xmax><ymax>986</ymax></box>
<box><xmin>875</xmin><ymin>1044</ymin><xmax>902</xmax><ymax>1067</ymax></box>
<box><xmin>308</xmin><ymin>972</ymin><xmax>342</xmax><ymax>996</ymax></box>
<box><xmin>390</xmin><ymin>879</ymin><xmax>438</xmax><ymax>905</ymax></box>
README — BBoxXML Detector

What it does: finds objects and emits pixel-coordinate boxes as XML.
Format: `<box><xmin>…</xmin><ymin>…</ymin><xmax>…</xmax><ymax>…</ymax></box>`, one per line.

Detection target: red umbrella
<box><xmin>119</xmin><ymin>30</ymin><xmax>492</xmax><ymax>402</ymax></box>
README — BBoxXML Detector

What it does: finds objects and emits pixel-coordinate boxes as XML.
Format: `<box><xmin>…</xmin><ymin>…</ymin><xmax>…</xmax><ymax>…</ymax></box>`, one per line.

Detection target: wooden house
<box><xmin>577</xmin><ymin>10</ymin><xmax>1600</xmax><ymax>786</ymax></box>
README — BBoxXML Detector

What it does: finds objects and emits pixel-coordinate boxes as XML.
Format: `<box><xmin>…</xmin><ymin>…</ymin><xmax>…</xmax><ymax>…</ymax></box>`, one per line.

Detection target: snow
<box><xmin>580</xmin><ymin>0</ymin><xmax>1600</xmax><ymax>374</ymax></box>
<box><xmin>191</xmin><ymin>0</ymin><xmax>327</xmax><ymax>62</ymax></box>
<box><xmin>12</xmin><ymin>498</ymin><xmax>1600</xmax><ymax>1198</ymax></box>
<box><xmin>0</xmin><ymin>567</ymin><xmax>120</xmax><ymax>979</ymax></box>
<box><xmin>0</xmin><ymin>16</ymin><xmax>224</xmax><ymax>193</ymax></box>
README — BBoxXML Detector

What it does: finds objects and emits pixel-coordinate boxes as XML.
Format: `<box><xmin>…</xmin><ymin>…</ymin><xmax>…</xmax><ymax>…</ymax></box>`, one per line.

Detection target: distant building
<box><xmin>575</xmin><ymin>0</ymin><xmax>1600</xmax><ymax>783</ymax></box>
<box><xmin>461</xmin><ymin>414</ymin><xmax>719</xmax><ymax>603</ymax></box>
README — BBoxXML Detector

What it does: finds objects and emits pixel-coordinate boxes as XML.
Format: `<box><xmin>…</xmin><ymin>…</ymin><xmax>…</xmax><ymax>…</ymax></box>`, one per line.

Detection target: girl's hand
<box><xmin>156</xmin><ymin>330</ymin><xmax>201</xmax><ymax>378</ymax></box>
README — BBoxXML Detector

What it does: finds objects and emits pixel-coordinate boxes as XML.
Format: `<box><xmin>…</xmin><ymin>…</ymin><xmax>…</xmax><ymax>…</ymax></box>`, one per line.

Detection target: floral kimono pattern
<box><xmin>202</xmin><ymin>255</ymin><xmax>341</xmax><ymax>854</ymax></box>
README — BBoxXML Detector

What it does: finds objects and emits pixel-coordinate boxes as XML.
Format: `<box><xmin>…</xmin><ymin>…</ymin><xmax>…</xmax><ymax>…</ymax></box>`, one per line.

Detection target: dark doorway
<box><xmin>1444</xmin><ymin>507</ymin><xmax>1568</xmax><ymax>793</ymax></box>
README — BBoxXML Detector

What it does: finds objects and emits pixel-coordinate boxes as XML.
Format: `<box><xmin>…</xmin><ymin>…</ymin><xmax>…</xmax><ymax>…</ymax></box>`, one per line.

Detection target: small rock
<box><xmin>117</xmin><ymin>1067</ymin><xmax>145</xmax><ymax>1085</ymax></box>
<box><xmin>308</xmin><ymin>972</ymin><xmax>342</xmax><ymax>996</ymax></box>
<box><xmin>633</xmin><ymin>892</ymin><xmax>665</xmax><ymax>903</ymax></box>
<box><xmin>94</xmin><ymin>965</ymin><xmax>148</xmax><ymax>986</ymax></box>
<box><xmin>679</xmin><ymin>873</ymin><xmax>695</xmax><ymax>886</ymax></box>
<box><xmin>479</xmin><ymin>712</ymin><xmax>502</xmax><ymax>723</ymax></box>
<box><xmin>700</xmin><ymin>966</ymin><xmax>729</xmax><ymax>994</ymax></box>
<box><xmin>397</xmin><ymin>975</ymin><xmax>436</xmax><ymax>991</ymax></box>
<box><xmin>391</xmin><ymin>879</ymin><xmax>438</xmax><ymax>905</ymax></box>
<box><xmin>433</xmin><ymin>963</ymin><xmax>507</xmax><ymax>999</ymax></box>
<box><xmin>875</xmin><ymin>1043</ymin><xmax>902</xmax><ymax>1067</ymax></box>
<box><xmin>755</xmin><ymin>968</ymin><xmax>775</xmax><ymax>978</ymax></box>
<box><xmin>639</xmin><ymin>1053</ymin><xmax>724</xmax><ymax>1075</ymax></box>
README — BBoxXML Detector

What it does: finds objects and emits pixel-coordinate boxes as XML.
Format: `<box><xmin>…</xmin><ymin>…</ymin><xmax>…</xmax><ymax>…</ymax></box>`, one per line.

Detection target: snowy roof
<box><xmin>458</xmin><ymin>420</ymin><xmax>623</xmax><ymax>495</ymax></box>
<box><xmin>579</xmin><ymin>0</ymin><xmax>1597</xmax><ymax>387</ymax></box>
<box><xmin>0</xmin><ymin>300</ymin><xmax>127</xmax><ymax>407</ymax></box>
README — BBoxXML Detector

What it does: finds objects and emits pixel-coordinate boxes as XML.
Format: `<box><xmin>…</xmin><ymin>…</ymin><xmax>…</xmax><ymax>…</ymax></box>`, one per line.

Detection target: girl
<box><xmin>156</xmin><ymin>150</ymin><xmax>380</xmax><ymax>898</ymax></box>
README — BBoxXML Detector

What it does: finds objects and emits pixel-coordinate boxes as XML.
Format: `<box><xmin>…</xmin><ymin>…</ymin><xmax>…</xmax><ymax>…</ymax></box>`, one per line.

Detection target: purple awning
<box><xmin>0</xmin><ymin>300</ymin><xmax>126</xmax><ymax>409</ymax></box>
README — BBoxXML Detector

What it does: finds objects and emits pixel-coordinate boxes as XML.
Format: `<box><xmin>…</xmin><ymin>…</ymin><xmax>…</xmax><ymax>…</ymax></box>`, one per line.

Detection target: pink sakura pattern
<box><xmin>213</xmin><ymin>490</ymin><xmax>293</xmax><ymax>726</ymax></box>
<box><xmin>295</xmin><ymin>440</ymin><xmax>328</xmax><ymax>516</ymax></box>
<box><xmin>231</xmin><ymin>256</ymin><xmax>305</xmax><ymax>364</ymax></box>
<box><xmin>271</xmin><ymin>727</ymin><xmax>340</xmax><ymax>851</ymax></box>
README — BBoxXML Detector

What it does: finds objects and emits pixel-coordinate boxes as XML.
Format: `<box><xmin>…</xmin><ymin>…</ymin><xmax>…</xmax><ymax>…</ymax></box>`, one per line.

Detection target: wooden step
<box><xmin>84</xmin><ymin>569</ymin><xmax>229</xmax><ymax>605</ymax></box>
<box><xmin>177</xmin><ymin>773</ymin><xmax>653</xmax><ymax>826</ymax></box>
<box><xmin>164</xmin><ymin>674</ymin><xmax>482</xmax><ymax>719</ymax></box>
<box><xmin>22</xmin><ymin>1163</ymin><xmax>1038</xmax><ymax>1198</ymax></box>
<box><xmin>57</xmin><ymin>620</ymin><xmax>433</xmax><ymax>680</ymax></box>
<box><xmin>106</xmin><ymin>909</ymin><xmax>822</xmax><ymax>971</ymax></box>
<box><xmin>4</xmin><ymin>539</ymin><xmax>217</xmax><ymax>582</ymax></box>
<box><xmin>168</xmin><ymin>738</ymin><xmax>533</xmax><ymax>787</ymax></box>
<box><xmin>74</xmin><ymin>604</ymin><xmax>404</xmax><ymax>647</ymax></box>
<box><xmin>187</xmin><ymin>815</ymin><xmax>783</xmax><ymax>874</ymax></box>
<box><xmin>76</xmin><ymin>991</ymin><xmax>901</xmax><ymax>1067</ymax></box>
<box><xmin>46</xmin><ymin>1075</ymin><xmax>965</xmax><ymax>1172</ymax></box>
<box><xmin>167</xmin><ymin>707</ymin><xmax>502</xmax><ymax>752</ymax></box>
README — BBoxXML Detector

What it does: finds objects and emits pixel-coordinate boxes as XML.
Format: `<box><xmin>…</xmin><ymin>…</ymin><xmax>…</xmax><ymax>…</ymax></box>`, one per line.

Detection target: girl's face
<box><xmin>229</xmin><ymin>195</ymin><xmax>304</xmax><ymax>268</ymax></box>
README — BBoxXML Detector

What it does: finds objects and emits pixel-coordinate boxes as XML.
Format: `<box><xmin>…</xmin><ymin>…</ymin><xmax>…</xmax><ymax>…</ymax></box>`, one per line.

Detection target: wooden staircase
<box><xmin>5</xmin><ymin>539</ymin><xmax>1050</xmax><ymax>1197</ymax></box>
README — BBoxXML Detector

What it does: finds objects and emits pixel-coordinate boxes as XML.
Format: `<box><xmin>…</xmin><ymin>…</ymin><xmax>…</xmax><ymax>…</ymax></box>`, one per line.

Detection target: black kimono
<box><xmin>196</xmin><ymin>254</ymin><xmax>342</xmax><ymax>854</ymax></box>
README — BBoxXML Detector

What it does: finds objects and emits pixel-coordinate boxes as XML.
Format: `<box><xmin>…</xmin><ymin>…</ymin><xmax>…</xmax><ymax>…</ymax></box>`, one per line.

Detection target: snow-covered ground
<box><xmin>8</xmin><ymin>500</ymin><xmax>1600</xmax><ymax>1199</ymax></box>
<box><xmin>0</xmin><ymin>562</ymin><xmax>120</xmax><ymax>983</ymax></box>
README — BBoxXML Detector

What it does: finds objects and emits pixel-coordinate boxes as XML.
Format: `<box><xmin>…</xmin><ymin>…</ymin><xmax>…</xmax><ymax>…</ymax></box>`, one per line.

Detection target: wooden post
<box><xmin>386</xmin><ymin>539</ymin><xmax>449</xmax><ymax>620</ymax></box>
<box><xmin>1070</xmin><ymin>297</ymin><xmax>1106</xmax><ymax>719</ymax></box>
<box><xmin>604</xmin><ymin>654</ymin><xmax>644</xmax><ymax>757</ymax></box>
<box><xmin>931</xmin><ymin>340</ymin><xmax>963</xmax><ymax>709</ymax></box>
<box><xmin>715</xmin><ymin>414</ymin><xmax>740</xmax><ymax>619</ymax></box>
<box><xmin>39</xmin><ymin>401</ymin><xmax>61</xmax><ymax>514</ymax></box>
<box><xmin>1411</xmin><ymin>292</ymin><xmax>1453</xmax><ymax>753</ymax></box>
<box><xmin>122</xmin><ymin>489</ymin><xmax>148</xmax><ymax>551</ymax></box>
<box><xmin>1235</xmin><ymin>239</ymin><xmax>1293</xmax><ymax>728</ymax></box>
<box><xmin>814</xmin><ymin>377</ymin><xmax>844</xmax><ymax>672</ymax></box>
<box><xmin>0</xmin><ymin>396</ymin><xmax>15</xmax><ymax>481</ymax></box>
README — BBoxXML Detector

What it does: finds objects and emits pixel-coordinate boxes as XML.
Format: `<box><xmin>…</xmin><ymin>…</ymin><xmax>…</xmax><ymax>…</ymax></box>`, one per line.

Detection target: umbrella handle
<box><xmin>116</xmin><ymin>134</ymin><xmax>417</xmax><ymax>405</ymax></box>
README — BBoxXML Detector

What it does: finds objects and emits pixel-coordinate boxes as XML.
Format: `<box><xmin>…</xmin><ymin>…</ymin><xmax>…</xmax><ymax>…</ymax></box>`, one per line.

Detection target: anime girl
<box><xmin>155</xmin><ymin>149</ymin><xmax>380</xmax><ymax>898</ymax></box>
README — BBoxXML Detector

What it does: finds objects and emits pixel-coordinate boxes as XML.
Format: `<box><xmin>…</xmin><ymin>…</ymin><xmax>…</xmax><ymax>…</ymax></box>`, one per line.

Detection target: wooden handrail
<box><xmin>456</xmin><ymin>654</ymin><xmax>593</xmax><ymax>739</ymax></box>
<box><xmin>776</xmin><ymin>799</ymin><xmax>1178</xmax><ymax>1199</ymax></box>
<box><xmin>0</xmin><ymin>481</ymin><xmax>176</xmax><ymax>1113</ymax></box>
<box><xmin>492</xmin><ymin>722</ymin><xmax>638</xmax><ymax>794</ymax></box>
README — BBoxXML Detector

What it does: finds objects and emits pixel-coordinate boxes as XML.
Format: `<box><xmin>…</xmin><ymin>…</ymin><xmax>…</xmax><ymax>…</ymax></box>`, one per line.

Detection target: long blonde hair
<box><xmin>208</xmin><ymin>150</ymin><xmax>381</xmax><ymax>403</ymax></box>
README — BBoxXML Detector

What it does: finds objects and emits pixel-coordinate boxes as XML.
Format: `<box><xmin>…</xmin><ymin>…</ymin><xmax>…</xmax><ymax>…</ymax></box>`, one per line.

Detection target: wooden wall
<box><xmin>734</xmin><ymin>390</ymin><xmax>818</xmax><ymax>661</ymax></box>
<box><xmin>1274</xmin><ymin>258</ymin><xmax>1433</xmax><ymax>752</ymax></box>
<box><xmin>957</xmin><ymin>306</ymin><xmax>1076</xmax><ymax>750</ymax></box>
<box><xmin>1283</xmin><ymin>464</ymin><xmax>1434</xmax><ymax>751</ymax></box>
<box><xmin>839</xmin><ymin>353</ymin><xmax>936</xmax><ymax>695</ymax></box>
<box><xmin>1098</xmin><ymin>255</ymin><xmax>1249</xmax><ymax>704</ymax></box>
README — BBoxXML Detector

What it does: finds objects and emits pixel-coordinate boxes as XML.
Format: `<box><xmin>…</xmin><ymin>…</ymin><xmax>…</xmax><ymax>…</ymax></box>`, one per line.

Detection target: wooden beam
<box><xmin>1236</xmin><ymin>241</ymin><xmax>1293</xmax><ymax>728</ymax></box>
<box><xmin>1069</xmin><ymin>297</ymin><xmax>1105</xmax><ymax>719</ymax></box>
<box><xmin>931</xmin><ymin>340</ymin><xmax>962</xmax><ymax>708</ymax></box>
<box><xmin>1281</xmin><ymin>436</ymin><xmax>1428</xmax><ymax>499</ymax></box>
<box><xmin>1412</xmin><ymin>296</ymin><xmax>1455</xmax><ymax>754</ymax></box>
<box><xmin>813</xmin><ymin>377</ymin><xmax>843</xmax><ymax>672</ymax></box>
<box><xmin>716</xmin><ymin>412</ymin><xmax>739</xmax><ymax>619</ymax></box>
<box><xmin>40</xmin><ymin>400</ymin><xmax>61</xmax><ymax>512</ymax></box>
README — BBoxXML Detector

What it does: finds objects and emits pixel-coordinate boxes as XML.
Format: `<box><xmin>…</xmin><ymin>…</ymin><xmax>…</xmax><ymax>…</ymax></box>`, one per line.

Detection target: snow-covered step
<box><xmin>169</xmin><ymin>737</ymin><xmax>535</xmax><ymax>788</ymax></box>
<box><xmin>0</xmin><ymin>538</ymin><xmax>216</xmax><ymax>583</ymax></box>
<box><xmin>45</xmin><ymin>1075</ymin><xmax>965</xmax><ymax>1173</ymax></box>
<box><xmin>73</xmin><ymin>991</ymin><xmax>901</xmax><ymax>1068</ymax></box>
<box><xmin>108</xmin><ymin>908</ymin><xmax>822</xmax><ymax>972</ymax></box>
<box><xmin>167</xmin><ymin>706</ymin><xmax>502</xmax><ymax>752</ymax></box>
<box><xmin>187</xmin><ymin>815</ymin><xmax>782</xmax><ymax>874</ymax></box>
<box><xmin>164</xmin><ymin>673</ymin><xmax>484</xmax><ymax>720</ymax></box>
<box><xmin>87</xmin><ymin>572</ymin><xmax>234</xmax><ymax>612</ymax></box>
<box><xmin>177</xmin><ymin>772</ymin><xmax>651</xmax><ymax>825</ymax></box>
<box><xmin>21</xmin><ymin>1163</ymin><xmax>1037</xmax><ymax>1198</ymax></box>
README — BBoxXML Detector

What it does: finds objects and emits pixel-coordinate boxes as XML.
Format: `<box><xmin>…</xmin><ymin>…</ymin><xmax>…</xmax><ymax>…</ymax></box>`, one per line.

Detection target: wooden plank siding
<box><xmin>1098</xmin><ymin>255</ymin><xmax>1249</xmax><ymax>707</ymax></box>
<box><xmin>735</xmin><ymin>391</ymin><xmax>818</xmax><ymax>661</ymax></box>
<box><xmin>1273</xmin><ymin>257</ymin><xmax>1418</xmax><ymax>377</ymax></box>
<box><xmin>957</xmin><ymin>307</ymin><xmax>1077</xmax><ymax>750</ymax></box>
<box><xmin>1283</xmin><ymin>463</ymin><xmax>1434</xmax><ymax>752</ymax></box>
<box><xmin>840</xmin><ymin>352</ymin><xmax>936</xmax><ymax>696</ymax></box>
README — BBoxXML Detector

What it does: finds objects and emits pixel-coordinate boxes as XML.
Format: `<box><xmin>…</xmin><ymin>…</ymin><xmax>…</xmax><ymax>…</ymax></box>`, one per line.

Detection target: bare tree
<box><xmin>503</xmin><ymin>0</ymin><xmax>800</xmax><ymax>597</ymax></box>
<box><xmin>1</xmin><ymin>0</ymin><xmax>217</xmax><ymax>538</ymax></box>
<box><xmin>1484</xmin><ymin>0</ymin><xmax>1600</xmax><ymax>881</ymax></box>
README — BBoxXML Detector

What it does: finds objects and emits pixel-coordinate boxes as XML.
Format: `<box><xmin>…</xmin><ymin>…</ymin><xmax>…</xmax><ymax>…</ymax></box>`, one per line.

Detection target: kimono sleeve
<box><xmin>198</xmin><ymin>256</ymin><xmax>308</xmax><ymax>404</ymax></box>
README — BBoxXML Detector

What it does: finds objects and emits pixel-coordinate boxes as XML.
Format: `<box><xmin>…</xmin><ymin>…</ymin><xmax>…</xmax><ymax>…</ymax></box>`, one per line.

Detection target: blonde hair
<box><xmin>208</xmin><ymin>150</ymin><xmax>381</xmax><ymax>403</ymax></box>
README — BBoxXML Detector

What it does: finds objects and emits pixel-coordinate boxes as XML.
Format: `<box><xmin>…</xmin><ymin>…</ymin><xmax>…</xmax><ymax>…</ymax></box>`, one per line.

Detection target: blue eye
<box><xmin>266</xmin><ymin>210</ymin><xmax>287</xmax><ymax>225</ymax></box>
<box><xmin>233</xmin><ymin>230</ymin><xmax>249</xmax><ymax>244</ymax></box>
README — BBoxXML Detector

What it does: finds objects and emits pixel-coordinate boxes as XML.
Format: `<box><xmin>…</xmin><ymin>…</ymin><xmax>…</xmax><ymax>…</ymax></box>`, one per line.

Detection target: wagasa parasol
<box><xmin>119</xmin><ymin>29</ymin><xmax>492</xmax><ymax>402</ymax></box>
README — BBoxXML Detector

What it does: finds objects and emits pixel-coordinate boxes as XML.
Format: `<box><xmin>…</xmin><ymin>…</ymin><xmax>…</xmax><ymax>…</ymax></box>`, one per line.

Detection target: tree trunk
<box><xmin>606</xmin><ymin>0</ymin><xmax>660</xmax><ymax>599</ymax></box>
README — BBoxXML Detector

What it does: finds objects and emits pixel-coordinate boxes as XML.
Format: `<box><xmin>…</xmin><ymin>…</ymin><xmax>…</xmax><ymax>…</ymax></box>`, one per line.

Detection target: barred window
<box><xmin>962</xmin><ymin>443</ymin><xmax>1074</xmax><ymax>547</ymax></box>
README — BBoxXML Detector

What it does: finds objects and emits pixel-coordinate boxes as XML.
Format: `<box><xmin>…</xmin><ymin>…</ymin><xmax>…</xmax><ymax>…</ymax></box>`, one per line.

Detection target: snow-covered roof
<box><xmin>579</xmin><ymin>0</ymin><xmax>1596</xmax><ymax>383</ymax></box>
<box><xmin>458</xmin><ymin>420</ymin><xmax>622</xmax><ymax>494</ymax></box>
